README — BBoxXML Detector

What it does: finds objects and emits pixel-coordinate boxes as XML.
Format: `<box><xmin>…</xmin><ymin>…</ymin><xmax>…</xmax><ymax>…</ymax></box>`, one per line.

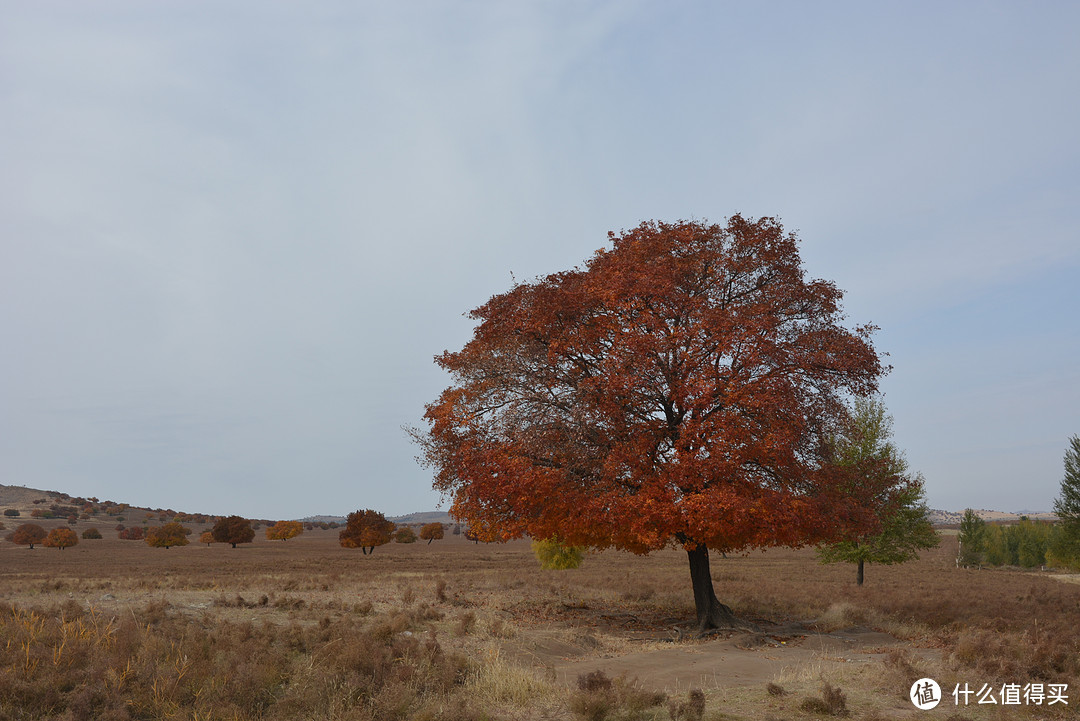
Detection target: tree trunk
<box><xmin>857</xmin><ymin>559</ymin><xmax>864</xmax><ymax>587</ymax></box>
<box><xmin>687</xmin><ymin>544</ymin><xmax>751</xmax><ymax>633</ymax></box>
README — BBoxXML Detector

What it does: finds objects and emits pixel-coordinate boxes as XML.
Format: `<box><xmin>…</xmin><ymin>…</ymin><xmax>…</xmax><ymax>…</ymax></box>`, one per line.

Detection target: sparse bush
<box><xmin>800</xmin><ymin>682</ymin><xmax>849</xmax><ymax>716</ymax></box>
<box><xmin>118</xmin><ymin>526</ymin><xmax>145</xmax><ymax>540</ymax></box>
<box><xmin>766</xmin><ymin>682</ymin><xmax>786</xmax><ymax>696</ymax></box>
<box><xmin>3</xmin><ymin>509</ymin><xmax>19</xmax><ymax>517</ymax></box>
<box><xmin>394</xmin><ymin>526</ymin><xmax>417</xmax><ymax>543</ymax></box>
<box><xmin>569</xmin><ymin>671</ymin><xmax>666</xmax><ymax>721</ymax></box>
<box><xmin>81</xmin><ymin>528</ymin><xmax>102</xmax><ymax>539</ymax></box>
<box><xmin>455</xmin><ymin>611</ymin><xmax>476</xmax><ymax>636</ymax></box>
<box><xmin>669</xmin><ymin>688</ymin><xmax>705</xmax><ymax>721</ymax></box>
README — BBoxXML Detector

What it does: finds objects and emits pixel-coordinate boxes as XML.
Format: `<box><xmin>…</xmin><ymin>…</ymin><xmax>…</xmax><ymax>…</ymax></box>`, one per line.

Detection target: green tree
<box><xmin>1051</xmin><ymin>435</ymin><xmax>1080</xmax><ymax>566</ymax></box>
<box><xmin>817</xmin><ymin>398</ymin><xmax>938</xmax><ymax>586</ymax></box>
<box><xmin>957</xmin><ymin>509</ymin><xmax>985</xmax><ymax>567</ymax></box>
<box><xmin>532</xmin><ymin>537</ymin><xmax>585</xmax><ymax>569</ymax></box>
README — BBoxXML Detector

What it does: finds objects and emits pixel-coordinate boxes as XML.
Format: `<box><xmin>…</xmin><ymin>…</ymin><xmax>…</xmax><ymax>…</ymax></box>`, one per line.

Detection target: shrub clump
<box><xmin>569</xmin><ymin>670</ymin><xmax>666</xmax><ymax>721</ymax></box>
<box><xmin>800</xmin><ymin>682</ymin><xmax>849</xmax><ymax>716</ymax></box>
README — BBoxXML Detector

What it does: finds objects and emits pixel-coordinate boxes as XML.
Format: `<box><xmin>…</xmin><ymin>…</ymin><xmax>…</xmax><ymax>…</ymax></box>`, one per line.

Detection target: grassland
<box><xmin>2</xmin><ymin>521</ymin><xmax>1078</xmax><ymax>720</ymax></box>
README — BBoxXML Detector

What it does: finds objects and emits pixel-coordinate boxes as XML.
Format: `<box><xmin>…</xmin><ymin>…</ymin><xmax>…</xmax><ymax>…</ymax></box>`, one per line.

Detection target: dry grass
<box><xmin>1</xmin><ymin>523</ymin><xmax>1078</xmax><ymax>719</ymax></box>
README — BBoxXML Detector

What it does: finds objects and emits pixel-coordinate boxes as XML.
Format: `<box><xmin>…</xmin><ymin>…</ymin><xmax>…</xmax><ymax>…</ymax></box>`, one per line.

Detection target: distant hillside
<box><xmin>390</xmin><ymin>511</ymin><xmax>454</xmax><ymax>525</ymax></box>
<box><xmin>0</xmin><ymin>483</ymin><xmax>214</xmax><ymax>523</ymax></box>
<box><xmin>929</xmin><ymin>508</ymin><xmax>1057</xmax><ymax>526</ymax></box>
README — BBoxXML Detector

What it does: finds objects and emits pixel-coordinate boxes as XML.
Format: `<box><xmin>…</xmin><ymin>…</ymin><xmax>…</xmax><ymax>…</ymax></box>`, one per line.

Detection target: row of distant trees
<box><xmin>3</xmin><ymin>515</ymin><xmax>455</xmax><ymax>552</ymax></box>
<box><xmin>958</xmin><ymin>436</ymin><xmax>1080</xmax><ymax>570</ymax></box>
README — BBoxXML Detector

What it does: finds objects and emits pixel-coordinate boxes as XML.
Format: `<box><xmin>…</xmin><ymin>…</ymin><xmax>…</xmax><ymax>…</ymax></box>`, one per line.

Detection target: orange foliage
<box><xmin>419</xmin><ymin>522</ymin><xmax>444</xmax><ymax>544</ymax></box>
<box><xmin>338</xmin><ymin>509</ymin><xmax>394</xmax><ymax>554</ymax></box>
<box><xmin>266</xmin><ymin>520</ymin><xmax>303</xmax><ymax>541</ymax></box>
<box><xmin>417</xmin><ymin>217</ymin><xmax>887</xmax><ymax>629</ymax></box>
<box><xmin>44</xmin><ymin>527</ymin><xmax>78</xmax><ymax>550</ymax></box>
<box><xmin>11</xmin><ymin>523</ymin><xmax>47</xmax><ymax>548</ymax></box>
<box><xmin>146</xmin><ymin>522</ymin><xmax>191</xmax><ymax>549</ymax></box>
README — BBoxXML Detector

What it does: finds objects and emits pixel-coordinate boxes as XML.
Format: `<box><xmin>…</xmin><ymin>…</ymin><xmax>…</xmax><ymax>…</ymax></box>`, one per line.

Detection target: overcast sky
<box><xmin>2</xmin><ymin>2</ymin><xmax>1077</xmax><ymax>519</ymax></box>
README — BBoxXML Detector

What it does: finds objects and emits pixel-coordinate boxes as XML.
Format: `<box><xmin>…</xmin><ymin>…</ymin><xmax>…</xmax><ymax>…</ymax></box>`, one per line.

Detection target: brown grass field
<box><xmin>2</xmin><ymin>519</ymin><xmax>1078</xmax><ymax>720</ymax></box>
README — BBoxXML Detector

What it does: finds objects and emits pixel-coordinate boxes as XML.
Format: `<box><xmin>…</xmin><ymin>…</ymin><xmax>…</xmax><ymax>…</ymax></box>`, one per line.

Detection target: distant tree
<box><xmin>394</xmin><ymin>526</ymin><xmax>418</xmax><ymax>543</ymax></box>
<box><xmin>118</xmin><ymin>526</ymin><xmax>145</xmax><ymax>541</ymax></box>
<box><xmin>266</xmin><ymin>520</ymin><xmax>303</xmax><ymax>541</ymax></box>
<box><xmin>81</xmin><ymin>528</ymin><xmax>103</xmax><ymax>539</ymax></box>
<box><xmin>199</xmin><ymin>531</ymin><xmax>214</xmax><ymax>547</ymax></box>
<box><xmin>212</xmin><ymin>516</ymin><xmax>255</xmax><ymax>548</ymax></box>
<box><xmin>11</xmin><ymin>523</ymin><xmax>47</xmax><ymax>549</ymax></box>
<box><xmin>957</xmin><ymin>509</ymin><xmax>986</xmax><ymax>567</ymax></box>
<box><xmin>452</xmin><ymin>524</ymin><xmax>461</xmax><ymax>536</ymax></box>
<box><xmin>338</xmin><ymin>509</ymin><xmax>394</xmax><ymax>555</ymax></box>
<box><xmin>464</xmin><ymin>529</ymin><xmax>480</xmax><ymax>545</ymax></box>
<box><xmin>146</xmin><ymin>522</ymin><xmax>191</xmax><ymax>549</ymax></box>
<box><xmin>816</xmin><ymin>398</ymin><xmax>938</xmax><ymax>586</ymax></box>
<box><xmin>419</xmin><ymin>522</ymin><xmax>444</xmax><ymax>545</ymax></box>
<box><xmin>1050</xmin><ymin>435</ymin><xmax>1080</xmax><ymax>566</ymax></box>
<box><xmin>67</xmin><ymin>515</ymin><xmax>78</xmax><ymax>525</ymax></box>
<box><xmin>532</xmin><ymin>537</ymin><xmax>585</xmax><ymax>569</ymax></box>
<box><xmin>44</xmin><ymin>527</ymin><xmax>79</xmax><ymax>550</ymax></box>
<box><xmin>3</xmin><ymin>509</ymin><xmax>19</xmax><ymax>517</ymax></box>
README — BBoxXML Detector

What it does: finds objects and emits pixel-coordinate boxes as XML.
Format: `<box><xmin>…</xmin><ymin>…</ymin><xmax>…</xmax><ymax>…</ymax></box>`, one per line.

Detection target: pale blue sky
<box><xmin>2</xmin><ymin>2</ymin><xmax>1077</xmax><ymax>518</ymax></box>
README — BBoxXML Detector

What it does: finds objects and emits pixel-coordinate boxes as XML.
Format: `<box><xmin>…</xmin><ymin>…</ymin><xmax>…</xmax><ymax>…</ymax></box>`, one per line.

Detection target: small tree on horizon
<box><xmin>816</xmin><ymin>398</ymin><xmax>938</xmax><ymax>586</ymax></box>
<box><xmin>212</xmin><ymin>516</ymin><xmax>255</xmax><ymax>548</ymax></box>
<box><xmin>44</xmin><ymin>527</ymin><xmax>79</xmax><ymax>550</ymax></box>
<box><xmin>419</xmin><ymin>523</ymin><xmax>444</xmax><ymax>545</ymax></box>
<box><xmin>338</xmin><ymin>509</ymin><xmax>394</xmax><ymax>555</ymax></box>
<box><xmin>11</xmin><ymin>523</ymin><xmax>47</xmax><ymax>549</ymax></box>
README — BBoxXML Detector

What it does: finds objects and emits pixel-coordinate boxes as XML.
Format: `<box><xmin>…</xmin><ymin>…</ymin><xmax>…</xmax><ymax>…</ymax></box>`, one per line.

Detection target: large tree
<box><xmin>418</xmin><ymin>216</ymin><xmax>885</xmax><ymax>632</ymax></box>
<box><xmin>338</xmin><ymin>509</ymin><xmax>395</xmax><ymax>554</ymax></box>
<box><xmin>816</xmin><ymin>398</ymin><xmax>938</xmax><ymax>585</ymax></box>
